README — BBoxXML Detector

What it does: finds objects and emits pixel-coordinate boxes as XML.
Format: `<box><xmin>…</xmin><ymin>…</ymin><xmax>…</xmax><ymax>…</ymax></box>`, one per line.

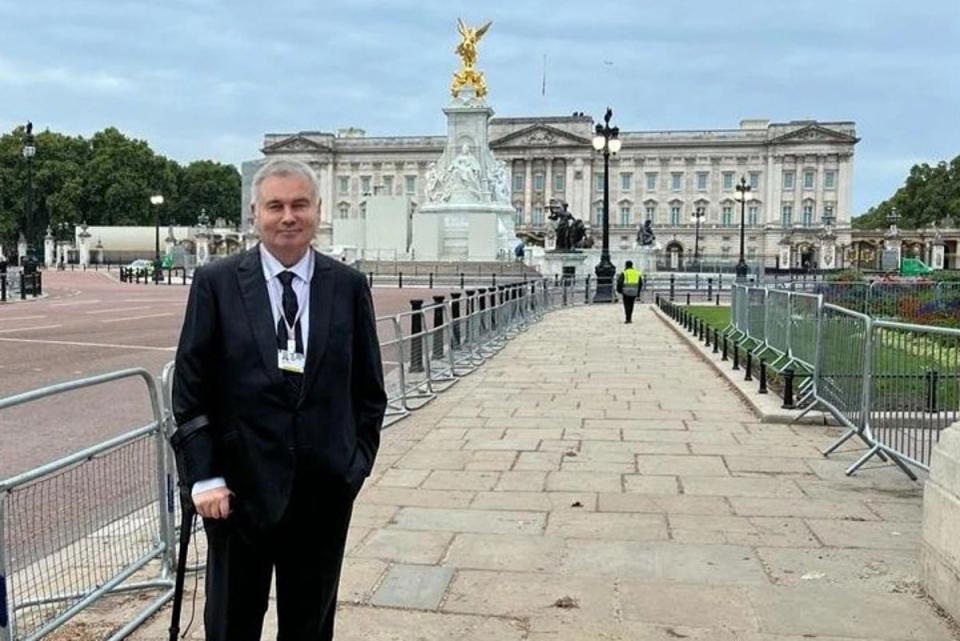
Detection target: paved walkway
<box><xmin>127</xmin><ymin>303</ymin><xmax>955</xmax><ymax>640</ymax></box>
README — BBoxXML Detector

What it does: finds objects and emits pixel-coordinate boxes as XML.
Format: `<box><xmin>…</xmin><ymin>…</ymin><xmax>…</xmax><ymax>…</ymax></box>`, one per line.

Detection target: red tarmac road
<box><xmin>0</xmin><ymin>269</ymin><xmax>451</xmax><ymax>478</ymax></box>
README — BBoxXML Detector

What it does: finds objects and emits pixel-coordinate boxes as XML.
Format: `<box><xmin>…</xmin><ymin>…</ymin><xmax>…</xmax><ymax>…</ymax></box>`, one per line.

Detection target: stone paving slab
<box><xmin>110</xmin><ymin>303</ymin><xmax>959</xmax><ymax>640</ymax></box>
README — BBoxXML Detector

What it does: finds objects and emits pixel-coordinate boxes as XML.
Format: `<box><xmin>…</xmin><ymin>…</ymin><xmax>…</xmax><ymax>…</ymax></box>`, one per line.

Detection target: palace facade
<box><xmin>250</xmin><ymin>115</ymin><xmax>868</xmax><ymax>269</ymax></box>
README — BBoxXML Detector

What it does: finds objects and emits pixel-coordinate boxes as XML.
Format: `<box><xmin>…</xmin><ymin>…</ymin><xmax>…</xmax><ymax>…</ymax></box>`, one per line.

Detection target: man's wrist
<box><xmin>191</xmin><ymin>477</ymin><xmax>227</xmax><ymax>497</ymax></box>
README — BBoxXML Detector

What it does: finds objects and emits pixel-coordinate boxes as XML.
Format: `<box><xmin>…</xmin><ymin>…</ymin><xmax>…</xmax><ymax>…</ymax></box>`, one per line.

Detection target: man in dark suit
<box><xmin>170</xmin><ymin>158</ymin><xmax>387</xmax><ymax>641</ymax></box>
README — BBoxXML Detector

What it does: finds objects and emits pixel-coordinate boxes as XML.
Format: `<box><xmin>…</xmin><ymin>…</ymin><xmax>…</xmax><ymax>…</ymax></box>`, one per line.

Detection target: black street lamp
<box><xmin>150</xmin><ymin>193</ymin><xmax>165</xmax><ymax>283</ymax></box>
<box><xmin>734</xmin><ymin>176</ymin><xmax>752</xmax><ymax>281</ymax></box>
<box><xmin>591</xmin><ymin>107</ymin><xmax>621</xmax><ymax>303</ymax></box>
<box><xmin>691</xmin><ymin>206</ymin><xmax>705</xmax><ymax>272</ymax></box>
<box><xmin>21</xmin><ymin>122</ymin><xmax>36</xmax><ymax>270</ymax></box>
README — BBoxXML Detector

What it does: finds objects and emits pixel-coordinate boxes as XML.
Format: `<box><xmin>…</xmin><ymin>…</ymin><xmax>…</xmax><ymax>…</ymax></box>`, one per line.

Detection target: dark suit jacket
<box><xmin>170</xmin><ymin>247</ymin><xmax>387</xmax><ymax>529</ymax></box>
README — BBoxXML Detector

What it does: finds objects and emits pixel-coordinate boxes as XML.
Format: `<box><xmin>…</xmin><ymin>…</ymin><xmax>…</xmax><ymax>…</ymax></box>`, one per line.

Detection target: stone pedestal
<box><xmin>819</xmin><ymin>235</ymin><xmax>837</xmax><ymax>270</ymax></box>
<box><xmin>923</xmin><ymin>424</ymin><xmax>960</xmax><ymax>622</ymax></box>
<box><xmin>78</xmin><ymin>225</ymin><xmax>92</xmax><ymax>267</ymax></box>
<box><xmin>44</xmin><ymin>229</ymin><xmax>54</xmax><ymax>267</ymax></box>
<box><xmin>165</xmin><ymin>226</ymin><xmax>177</xmax><ymax>257</ymax></box>
<box><xmin>196</xmin><ymin>231</ymin><xmax>211</xmax><ymax>267</ymax></box>
<box><xmin>883</xmin><ymin>230</ymin><xmax>901</xmax><ymax>271</ymax></box>
<box><xmin>778</xmin><ymin>243</ymin><xmax>791</xmax><ymax>270</ymax></box>
<box><xmin>539</xmin><ymin>251</ymin><xmax>589</xmax><ymax>281</ymax></box>
<box><xmin>411</xmin><ymin>86</ymin><xmax>515</xmax><ymax>261</ymax></box>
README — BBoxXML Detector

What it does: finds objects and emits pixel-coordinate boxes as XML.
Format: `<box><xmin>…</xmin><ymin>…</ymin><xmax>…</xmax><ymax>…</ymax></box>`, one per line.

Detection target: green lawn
<box><xmin>685</xmin><ymin>305</ymin><xmax>731</xmax><ymax>331</ymax></box>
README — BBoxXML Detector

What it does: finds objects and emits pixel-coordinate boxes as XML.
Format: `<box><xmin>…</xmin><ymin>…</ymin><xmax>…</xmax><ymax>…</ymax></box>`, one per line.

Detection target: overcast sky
<box><xmin>1</xmin><ymin>0</ymin><xmax>957</xmax><ymax>214</ymax></box>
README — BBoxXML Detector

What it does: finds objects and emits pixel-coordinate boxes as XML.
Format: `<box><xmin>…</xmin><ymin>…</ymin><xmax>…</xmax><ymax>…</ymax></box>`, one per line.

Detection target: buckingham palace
<box><xmin>246</xmin><ymin>115</ymin><xmax>858</xmax><ymax>269</ymax></box>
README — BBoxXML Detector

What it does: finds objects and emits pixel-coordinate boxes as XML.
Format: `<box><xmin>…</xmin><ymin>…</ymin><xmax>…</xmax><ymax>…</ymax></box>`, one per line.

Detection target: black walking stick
<box><xmin>168</xmin><ymin>491</ymin><xmax>195</xmax><ymax>641</ymax></box>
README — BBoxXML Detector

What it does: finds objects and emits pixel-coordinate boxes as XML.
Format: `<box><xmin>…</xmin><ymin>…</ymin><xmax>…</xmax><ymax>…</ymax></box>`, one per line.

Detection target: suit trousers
<box><xmin>622</xmin><ymin>295</ymin><xmax>637</xmax><ymax>323</ymax></box>
<box><xmin>202</xmin><ymin>469</ymin><xmax>356</xmax><ymax>641</ymax></box>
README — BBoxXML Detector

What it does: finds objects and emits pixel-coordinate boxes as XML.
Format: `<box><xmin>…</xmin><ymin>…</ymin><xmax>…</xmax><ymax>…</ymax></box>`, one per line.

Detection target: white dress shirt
<box><xmin>191</xmin><ymin>245</ymin><xmax>315</xmax><ymax>498</ymax></box>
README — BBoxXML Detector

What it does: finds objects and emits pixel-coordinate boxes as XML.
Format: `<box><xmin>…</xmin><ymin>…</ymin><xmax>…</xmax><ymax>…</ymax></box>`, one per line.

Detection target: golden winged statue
<box><xmin>452</xmin><ymin>19</ymin><xmax>492</xmax><ymax>99</ymax></box>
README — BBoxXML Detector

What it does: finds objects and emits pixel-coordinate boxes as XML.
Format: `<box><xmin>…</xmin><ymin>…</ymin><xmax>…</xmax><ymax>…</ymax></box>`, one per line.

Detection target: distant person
<box><xmin>615</xmin><ymin>260</ymin><xmax>642</xmax><ymax>323</ymax></box>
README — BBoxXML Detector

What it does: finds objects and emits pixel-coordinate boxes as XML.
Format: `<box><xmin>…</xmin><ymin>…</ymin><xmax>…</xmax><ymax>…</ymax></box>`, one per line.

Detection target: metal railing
<box><xmin>0</xmin><ymin>369</ymin><xmax>174</xmax><ymax>641</ymax></box>
<box><xmin>697</xmin><ymin>283</ymin><xmax>960</xmax><ymax>479</ymax></box>
<box><xmin>0</xmin><ymin>276</ymin><xmax>591</xmax><ymax>640</ymax></box>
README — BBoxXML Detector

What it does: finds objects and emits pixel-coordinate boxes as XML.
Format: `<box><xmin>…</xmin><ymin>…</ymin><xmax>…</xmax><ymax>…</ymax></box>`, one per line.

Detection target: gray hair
<box><xmin>250</xmin><ymin>158</ymin><xmax>321</xmax><ymax>206</ymax></box>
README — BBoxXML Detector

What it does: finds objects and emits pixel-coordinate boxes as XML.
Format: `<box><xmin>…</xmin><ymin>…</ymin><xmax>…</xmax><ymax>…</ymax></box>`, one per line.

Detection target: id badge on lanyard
<box><xmin>277</xmin><ymin>289</ymin><xmax>305</xmax><ymax>374</ymax></box>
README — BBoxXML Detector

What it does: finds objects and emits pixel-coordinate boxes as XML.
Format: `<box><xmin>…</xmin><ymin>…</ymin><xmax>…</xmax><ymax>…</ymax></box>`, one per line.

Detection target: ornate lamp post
<box><xmin>150</xmin><ymin>194</ymin><xmax>165</xmax><ymax>282</ymax></box>
<box><xmin>734</xmin><ymin>176</ymin><xmax>752</xmax><ymax>281</ymax></box>
<box><xmin>21</xmin><ymin>122</ymin><xmax>36</xmax><ymax>270</ymax></box>
<box><xmin>691</xmin><ymin>206</ymin><xmax>705</xmax><ymax>271</ymax></box>
<box><xmin>591</xmin><ymin>107</ymin><xmax>621</xmax><ymax>302</ymax></box>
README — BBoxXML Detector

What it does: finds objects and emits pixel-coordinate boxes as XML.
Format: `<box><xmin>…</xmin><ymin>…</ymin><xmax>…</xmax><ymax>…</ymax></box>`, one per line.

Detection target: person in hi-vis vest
<box><xmin>615</xmin><ymin>260</ymin><xmax>642</xmax><ymax>323</ymax></box>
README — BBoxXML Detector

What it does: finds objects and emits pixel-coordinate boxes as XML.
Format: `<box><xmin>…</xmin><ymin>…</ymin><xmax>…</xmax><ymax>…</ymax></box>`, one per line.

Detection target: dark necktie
<box><xmin>276</xmin><ymin>271</ymin><xmax>303</xmax><ymax>396</ymax></box>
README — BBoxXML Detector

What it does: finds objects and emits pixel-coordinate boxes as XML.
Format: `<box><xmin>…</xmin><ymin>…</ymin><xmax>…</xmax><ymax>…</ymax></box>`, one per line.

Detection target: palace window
<box><xmin>646</xmin><ymin>172</ymin><xmax>658</xmax><ymax>191</ymax></box>
<box><xmin>783</xmin><ymin>171</ymin><xmax>795</xmax><ymax>190</ymax></box>
<box><xmin>781</xmin><ymin>204</ymin><xmax>793</xmax><ymax>226</ymax></box>
<box><xmin>645</xmin><ymin>205</ymin><xmax>656</xmax><ymax>223</ymax></box>
<box><xmin>338</xmin><ymin>176</ymin><xmax>349</xmax><ymax>194</ymax></box>
<box><xmin>697</xmin><ymin>172</ymin><xmax>708</xmax><ymax>192</ymax></box>
<box><xmin>594</xmin><ymin>205</ymin><xmax>603</xmax><ymax>225</ymax></box>
<box><xmin>620</xmin><ymin>206</ymin><xmax>631</xmax><ymax>226</ymax></box>
<box><xmin>749</xmin><ymin>172</ymin><xmax>760</xmax><ymax>189</ymax></box>
<box><xmin>532</xmin><ymin>206</ymin><xmax>545</xmax><ymax>224</ymax></box>
<box><xmin>514</xmin><ymin>204</ymin><xmax>524</xmax><ymax>225</ymax></box>
<box><xmin>382</xmin><ymin>175</ymin><xmax>393</xmax><ymax>195</ymax></box>
<box><xmin>722</xmin><ymin>172</ymin><xmax>734</xmax><ymax>191</ymax></box>
<box><xmin>670</xmin><ymin>206</ymin><xmax>681</xmax><ymax>225</ymax></box>
<box><xmin>621</xmin><ymin>173</ymin><xmax>632</xmax><ymax>190</ymax></box>
<box><xmin>804</xmin><ymin>170</ymin><xmax>815</xmax><ymax>190</ymax></box>
<box><xmin>803</xmin><ymin>204</ymin><xmax>814</xmax><ymax>226</ymax></box>
<box><xmin>554</xmin><ymin>172</ymin><xmax>565</xmax><ymax>192</ymax></box>
<box><xmin>595</xmin><ymin>173</ymin><xmax>605</xmax><ymax>193</ymax></box>
<box><xmin>533</xmin><ymin>172</ymin><xmax>545</xmax><ymax>192</ymax></box>
<box><xmin>722</xmin><ymin>206</ymin><xmax>733</xmax><ymax>227</ymax></box>
<box><xmin>361</xmin><ymin>176</ymin><xmax>372</xmax><ymax>195</ymax></box>
<box><xmin>513</xmin><ymin>173</ymin><xmax>524</xmax><ymax>192</ymax></box>
<box><xmin>825</xmin><ymin>170</ymin><xmax>836</xmax><ymax>189</ymax></box>
<box><xmin>748</xmin><ymin>205</ymin><xmax>759</xmax><ymax>226</ymax></box>
<box><xmin>338</xmin><ymin>204</ymin><xmax>349</xmax><ymax>219</ymax></box>
<box><xmin>405</xmin><ymin>175</ymin><xmax>416</xmax><ymax>195</ymax></box>
<box><xmin>671</xmin><ymin>173</ymin><xmax>683</xmax><ymax>192</ymax></box>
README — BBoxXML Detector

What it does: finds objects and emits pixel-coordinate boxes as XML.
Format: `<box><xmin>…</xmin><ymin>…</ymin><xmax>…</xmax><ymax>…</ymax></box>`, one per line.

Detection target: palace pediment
<box><xmin>769</xmin><ymin>124</ymin><xmax>859</xmax><ymax>145</ymax></box>
<box><xmin>262</xmin><ymin>135</ymin><xmax>333</xmax><ymax>154</ymax></box>
<box><xmin>490</xmin><ymin>124</ymin><xmax>591</xmax><ymax>149</ymax></box>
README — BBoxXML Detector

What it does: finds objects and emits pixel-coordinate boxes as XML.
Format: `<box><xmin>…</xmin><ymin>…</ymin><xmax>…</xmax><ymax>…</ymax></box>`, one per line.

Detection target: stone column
<box><xmin>44</xmin><ymin>228</ymin><xmax>54</xmax><ymax>267</ymax></box>
<box><xmin>523</xmin><ymin>159</ymin><xmax>533</xmax><ymax>222</ymax></box>
<box><xmin>933</xmin><ymin>241</ymin><xmax>946</xmax><ymax>270</ymax></box>
<box><xmin>545</xmin><ymin>158</ymin><xmax>553</xmax><ymax>207</ymax></box>
<box><xmin>17</xmin><ymin>233</ymin><xmax>27</xmax><ymax>266</ymax></box>
<box><xmin>78</xmin><ymin>223</ymin><xmax>91</xmax><ymax>266</ymax></box>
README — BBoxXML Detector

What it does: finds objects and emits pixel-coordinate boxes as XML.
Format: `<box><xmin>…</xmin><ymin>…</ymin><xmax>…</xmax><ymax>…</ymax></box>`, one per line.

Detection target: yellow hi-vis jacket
<box><xmin>621</xmin><ymin>267</ymin><xmax>641</xmax><ymax>297</ymax></box>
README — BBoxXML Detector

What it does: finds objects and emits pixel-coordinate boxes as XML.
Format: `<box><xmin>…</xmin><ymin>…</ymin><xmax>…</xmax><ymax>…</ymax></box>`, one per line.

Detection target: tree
<box><xmin>0</xmin><ymin>124</ymin><xmax>241</xmax><ymax>257</ymax></box>
<box><xmin>855</xmin><ymin>155</ymin><xmax>960</xmax><ymax>229</ymax></box>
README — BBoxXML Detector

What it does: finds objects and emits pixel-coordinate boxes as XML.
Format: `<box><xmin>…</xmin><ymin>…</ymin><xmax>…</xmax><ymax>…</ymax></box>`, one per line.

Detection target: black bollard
<box><xmin>478</xmin><ymin>288</ymin><xmax>487</xmax><ymax>334</ymax></box>
<box><xmin>669</xmin><ymin>274</ymin><xmax>675</xmax><ymax>301</ymax></box>
<box><xmin>927</xmin><ymin>370</ymin><xmax>940</xmax><ymax>412</ymax></box>
<box><xmin>745</xmin><ymin>351</ymin><xmax>753</xmax><ymax>381</ymax></box>
<box><xmin>450</xmin><ymin>292</ymin><xmax>462</xmax><ymax>347</ymax></box>
<box><xmin>712</xmin><ymin>329</ymin><xmax>719</xmax><ymax>354</ymax></box>
<box><xmin>489</xmin><ymin>288</ymin><xmax>497</xmax><ymax>331</ymax></box>
<box><xmin>20</xmin><ymin>272</ymin><xmax>26</xmax><ymax>300</ymax></box>
<box><xmin>732</xmin><ymin>342</ymin><xmax>740</xmax><ymax>370</ymax></box>
<box><xmin>686</xmin><ymin>292</ymin><xmax>691</xmax><ymax>306</ymax></box>
<box><xmin>699</xmin><ymin>319</ymin><xmax>705</xmax><ymax>342</ymax></box>
<box><xmin>759</xmin><ymin>360</ymin><xmax>768</xmax><ymax>394</ymax></box>
<box><xmin>722</xmin><ymin>335</ymin><xmax>728</xmax><ymax>361</ymax></box>
<box><xmin>399</xmin><ymin>271</ymin><xmax>404</xmax><ymax>289</ymax></box>
<box><xmin>465</xmin><ymin>289</ymin><xmax>476</xmax><ymax>340</ymax></box>
<box><xmin>429</xmin><ymin>272</ymin><xmax>434</xmax><ymax>289</ymax></box>
<box><xmin>704</xmin><ymin>324</ymin><xmax>711</xmax><ymax>347</ymax></box>
<box><xmin>460</xmin><ymin>272</ymin><xmax>465</xmax><ymax>289</ymax></box>
<box><xmin>782</xmin><ymin>368</ymin><xmax>796</xmax><ymax>409</ymax></box>
<box><xmin>716</xmin><ymin>293</ymin><xmax>720</xmax><ymax>306</ymax></box>
<box><xmin>432</xmin><ymin>295</ymin><xmax>445</xmax><ymax>359</ymax></box>
<box><xmin>409</xmin><ymin>299</ymin><xmax>425</xmax><ymax>373</ymax></box>
<box><xmin>707</xmin><ymin>277</ymin><xmax>713</xmax><ymax>301</ymax></box>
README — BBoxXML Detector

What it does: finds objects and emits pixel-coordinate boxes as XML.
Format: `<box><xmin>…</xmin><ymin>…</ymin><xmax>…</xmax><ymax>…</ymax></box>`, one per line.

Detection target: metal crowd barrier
<box><xmin>0</xmin><ymin>276</ymin><xmax>588</xmax><ymax>640</ymax></box>
<box><xmin>0</xmin><ymin>369</ymin><xmax>174</xmax><ymax>641</ymax></box>
<box><xmin>720</xmin><ymin>282</ymin><xmax>960</xmax><ymax>479</ymax></box>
